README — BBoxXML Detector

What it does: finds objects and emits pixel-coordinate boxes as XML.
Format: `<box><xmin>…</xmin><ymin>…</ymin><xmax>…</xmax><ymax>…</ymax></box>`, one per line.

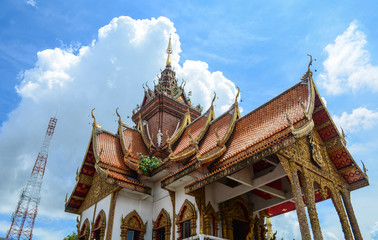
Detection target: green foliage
<box><xmin>188</xmin><ymin>91</ymin><xmax>192</xmax><ymax>96</ymax></box>
<box><xmin>63</xmin><ymin>231</ymin><xmax>78</xmax><ymax>240</ymax></box>
<box><xmin>195</xmin><ymin>104</ymin><xmax>203</xmax><ymax>112</ymax></box>
<box><xmin>138</xmin><ymin>153</ymin><xmax>162</xmax><ymax>174</ymax></box>
<box><xmin>172</xmin><ymin>85</ymin><xmax>179</xmax><ymax>95</ymax></box>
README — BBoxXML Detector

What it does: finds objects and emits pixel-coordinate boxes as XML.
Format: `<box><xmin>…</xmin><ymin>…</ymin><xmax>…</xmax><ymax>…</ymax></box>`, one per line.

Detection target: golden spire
<box><xmin>166</xmin><ymin>34</ymin><xmax>172</xmax><ymax>66</ymax></box>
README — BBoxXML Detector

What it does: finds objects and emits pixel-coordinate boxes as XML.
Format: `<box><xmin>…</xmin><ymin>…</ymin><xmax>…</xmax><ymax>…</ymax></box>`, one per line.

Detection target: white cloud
<box><xmin>270</xmin><ymin>212</ymin><xmax>301</xmax><ymax>240</ymax></box>
<box><xmin>318</xmin><ymin>21</ymin><xmax>378</xmax><ymax>95</ymax></box>
<box><xmin>321</xmin><ymin>97</ymin><xmax>327</xmax><ymax>107</ymax></box>
<box><xmin>333</xmin><ymin>107</ymin><xmax>378</xmax><ymax>133</ymax></box>
<box><xmin>0</xmin><ymin>15</ymin><xmax>237</xmax><ymax>231</ymax></box>
<box><xmin>26</xmin><ymin>0</ymin><xmax>36</xmax><ymax>7</ymax></box>
<box><xmin>177</xmin><ymin>60</ymin><xmax>238</xmax><ymax>114</ymax></box>
<box><xmin>370</xmin><ymin>221</ymin><xmax>378</xmax><ymax>239</ymax></box>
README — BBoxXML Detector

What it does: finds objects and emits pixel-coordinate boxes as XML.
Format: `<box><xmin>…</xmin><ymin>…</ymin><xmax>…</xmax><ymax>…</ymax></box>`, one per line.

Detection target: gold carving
<box><xmin>219</xmin><ymin>197</ymin><xmax>251</xmax><ymax>240</ymax></box>
<box><xmin>301</xmin><ymin>168</ymin><xmax>323</xmax><ymax>239</ymax></box>
<box><xmin>329</xmin><ymin>187</ymin><xmax>354</xmax><ymax>240</ymax></box>
<box><xmin>120</xmin><ymin>210</ymin><xmax>146</xmax><ymax>240</ymax></box>
<box><xmin>92</xmin><ymin>210</ymin><xmax>106</xmax><ymax>240</ymax></box>
<box><xmin>78</xmin><ymin>218</ymin><xmax>90</xmax><ymax>240</ymax></box>
<box><xmin>176</xmin><ymin>199</ymin><xmax>197</xmax><ymax>238</ymax></box>
<box><xmin>153</xmin><ymin>208</ymin><xmax>171</xmax><ymax>240</ymax></box>
<box><xmin>204</xmin><ymin>203</ymin><xmax>219</xmax><ymax>236</ymax></box>
<box><xmin>78</xmin><ymin>173</ymin><xmax>119</xmax><ymax>213</ymax></box>
<box><xmin>340</xmin><ymin>189</ymin><xmax>363</xmax><ymax>240</ymax></box>
<box><xmin>309</xmin><ymin>131</ymin><xmax>325</xmax><ymax>168</ymax></box>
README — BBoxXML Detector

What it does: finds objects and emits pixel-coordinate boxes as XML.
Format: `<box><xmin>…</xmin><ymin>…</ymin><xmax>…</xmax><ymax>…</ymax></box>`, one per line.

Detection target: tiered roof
<box><xmin>65</xmin><ymin>40</ymin><xmax>369</xmax><ymax>215</ymax></box>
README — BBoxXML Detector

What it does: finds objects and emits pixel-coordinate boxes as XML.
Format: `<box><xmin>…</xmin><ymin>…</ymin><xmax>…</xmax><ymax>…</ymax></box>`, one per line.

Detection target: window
<box><xmin>127</xmin><ymin>230</ymin><xmax>140</xmax><ymax>240</ymax></box>
<box><xmin>94</xmin><ymin>229</ymin><xmax>101</xmax><ymax>240</ymax></box>
<box><xmin>121</xmin><ymin>210</ymin><xmax>146</xmax><ymax>240</ymax></box>
<box><xmin>156</xmin><ymin>228</ymin><xmax>165</xmax><ymax>240</ymax></box>
<box><xmin>182</xmin><ymin>221</ymin><xmax>191</xmax><ymax>239</ymax></box>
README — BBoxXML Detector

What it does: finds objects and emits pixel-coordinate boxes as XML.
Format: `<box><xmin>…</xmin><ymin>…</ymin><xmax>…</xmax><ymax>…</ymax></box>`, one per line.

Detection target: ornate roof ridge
<box><xmin>239</xmin><ymin>82</ymin><xmax>303</xmax><ymax>122</ymax></box>
<box><xmin>169</xmin><ymin>104</ymin><xmax>215</xmax><ymax>161</ymax></box>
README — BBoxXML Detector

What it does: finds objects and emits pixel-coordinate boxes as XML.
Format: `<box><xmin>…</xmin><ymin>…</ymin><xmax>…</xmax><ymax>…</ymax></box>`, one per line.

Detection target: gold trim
<box><xmin>168</xmin><ymin>110</ymin><xmax>191</xmax><ymax>146</ymax></box>
<box><xmin>106</xmin><ymin>190</ymin><xmax>120</xmax><ymax>240</ymax></box>
<box><xmin>291</xmin><ymin>119</ymin><xmax>315</xmax><ymax>139</ymax></box>
<box><xmin>78</xmin><ymin>218</ymin><xmax>91</xmax><ymax>240</ymax></box>
<box><xmin>91</xmin><ymin>108</ymin><xmax>101</xmax><ymax>128</ymax></box>
<box><xmin>153</xmin><ymin>208</ymin><xmax>172</xmax><ymax>240</ymax></box>
<box><xmin>92</xmin><ymin>210</ymin><xmax>106</xmax><ymax>240</ymax></box>
<box><xmin>169</xmin><ymin>104</ymin><xmax>215</xmax><ymax>162</ymax></box>
<box><xmin>137</xmin><ymin>114</ymin><xmax>152</xmax><ymax>149</ymax></box>
<box><xmin>121</xmin><ymin>210</ymin><xmax>147</xmax><ymax>240</ymax></box>
<box><xmin>177</xmin><ymin>199</ymin><xmax>197</xmax><ymax>238</ymax></box>
<box><xmin>198</xmin><ymin>145</ymin><xmax>227</xmax><ymax>164</ymax></box>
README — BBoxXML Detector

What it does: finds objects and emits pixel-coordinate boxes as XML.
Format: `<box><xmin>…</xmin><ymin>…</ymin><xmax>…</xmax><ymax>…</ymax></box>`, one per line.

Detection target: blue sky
<box><xmin>1</xmin><ymin>0</ymin><xmax>378</xmax><ymax>239</ymax></box>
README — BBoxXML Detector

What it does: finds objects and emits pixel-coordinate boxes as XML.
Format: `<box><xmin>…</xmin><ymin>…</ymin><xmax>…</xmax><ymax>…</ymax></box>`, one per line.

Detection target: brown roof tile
<box><xmin>173</xmin><ymin>116</ymin><xmax>207</xmax><ymax>155</ymax></box>
<box><xmin>122</xmin><ymin>128</ymin><xmax>149</xmax><ymax>159</ymax></box>
<box><xmin>216</xmin><ymin>83</ymin><xmax>308</xmax><ymax>167</ymax></box>
<box><xmin>199</xmin><ymin>113</ymin><xmax>232</xmax><ymax>155</ymax></box>
<box><xmin>96</xmin><ymin>132</ymin><xmax>127</xmax><ymax>171</ymax></box>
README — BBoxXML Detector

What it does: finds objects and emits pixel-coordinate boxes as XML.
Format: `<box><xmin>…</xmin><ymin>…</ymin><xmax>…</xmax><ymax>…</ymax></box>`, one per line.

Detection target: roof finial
<box><xmin>211</xmin><ymin>92</ymin><xmax>216</xmax><ymax>107</ymax></box>
<box><xmin>234</xmin><ymin>87</ymin><xmax>240</xmax><ymax>105</ymax></box>
<box><xmin>166</xmin><ymin>34</ymin><xmax>172</xmax><ymax>66</ymax></box>
<box><xmin>116</xmin><ymin>107</ymin><xmax>124</xmax><ymax>125</ymax></box>
<box><xmin>91</xmin><ymin>108</ymin><xmax>101</xmax><ymax>128</ymax></box>
<box><xmin>307</xmin><ymin>54</ymin><xmax>313</xmax><ymax>72</ymax></box>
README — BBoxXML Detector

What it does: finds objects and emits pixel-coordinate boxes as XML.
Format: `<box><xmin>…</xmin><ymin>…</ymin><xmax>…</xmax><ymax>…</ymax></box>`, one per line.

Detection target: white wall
<box><xmin>112</xmin><ymin>189</ymin><xmax>153</xmax><ymax>240</ymax></box>
<box><xmin>79</xmin><ymin>194</ymin><xmax>111</xmax><ymax>237</ymax></box>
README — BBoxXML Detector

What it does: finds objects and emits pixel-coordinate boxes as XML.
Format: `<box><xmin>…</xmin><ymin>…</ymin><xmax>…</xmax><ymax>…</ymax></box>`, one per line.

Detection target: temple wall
<box><xmin>79</xmin><ymin>194</ymin><xmax>111</xmax><ymax>237</ymax></box>
<box><xmin>112</xmin><ymin>189</ymin><xmax>153</xmax><ymax>240</ymax></box>
<box><xmin>80</xmin><ymin>204</ymin><xmax>95</xmax><ymax>232</ymax></box>
<box><xmin>205</xmin><ymin>184</ymin><xmax>222</xmax><ymax>237</ymax></box>
<box><xmin>175</xmin><ymin>182</ymin><xmax>199</xmax><ymax>236</ymax></box>
<box><xmin>151</xmin><ymin>181</ymin><xmax>173</xmax><ymax>221</ymax></box>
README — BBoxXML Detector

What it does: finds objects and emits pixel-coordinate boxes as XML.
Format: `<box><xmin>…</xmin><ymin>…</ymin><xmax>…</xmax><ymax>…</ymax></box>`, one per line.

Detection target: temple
<box><xmin>65</xmin><ymin>36</ymin><xmax>369</xmax><ymax>240</ymax></box>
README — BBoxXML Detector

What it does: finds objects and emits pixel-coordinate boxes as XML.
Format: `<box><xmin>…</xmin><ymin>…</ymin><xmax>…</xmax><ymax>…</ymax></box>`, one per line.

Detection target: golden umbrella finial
<box><xmin>166</xmin><ymin>34</ymin><xmax>172</xmax><ymax>66</ymax></box>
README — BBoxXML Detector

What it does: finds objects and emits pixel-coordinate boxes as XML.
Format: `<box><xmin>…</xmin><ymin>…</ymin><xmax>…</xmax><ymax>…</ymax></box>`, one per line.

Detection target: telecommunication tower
<box><xmin>6</xmin><ymin>117</ymin><xmax>58</xmax><ymax>240</ymax></box>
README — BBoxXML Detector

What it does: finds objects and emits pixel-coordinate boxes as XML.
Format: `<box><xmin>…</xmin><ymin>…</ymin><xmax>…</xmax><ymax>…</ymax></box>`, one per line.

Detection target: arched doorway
<box><xmin>153</xmin><ymin>208</ymin><xmax>171</xmax><ymax>240</ymax></box>
<box><xmin>176</xmin><ymin>199</ymin><xmax>197</xmax><ymax>239</ymax></box>
<box><xmin>78</xmin><ymin>218</ymin><xmax>90</xmax><ymax>240</ymax></box>
<box><xmin>220</xmin><ymin>198</ymin><xmax>251</xmax><ymax>240</ymax></box>
<box><xmin>120</xmin><ymin>210</ymin><xmax>146</xmax><ymax>240</ymax></box>
<box><xmin>204</xmin><ymin>203</ymin><xmax>219</xmax><ymax>237</ymax></box>
<box><xmin>92</xmin><ymin>210</ymin><xmax>106</xmax><ymax>240</ymax></box>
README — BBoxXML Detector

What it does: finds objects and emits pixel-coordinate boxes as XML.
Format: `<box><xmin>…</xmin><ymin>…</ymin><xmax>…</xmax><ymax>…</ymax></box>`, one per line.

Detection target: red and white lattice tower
<box><xmin>6</xmin><ymin>117</ymin><xmax>58</xmax><ymax>240</ymax></box>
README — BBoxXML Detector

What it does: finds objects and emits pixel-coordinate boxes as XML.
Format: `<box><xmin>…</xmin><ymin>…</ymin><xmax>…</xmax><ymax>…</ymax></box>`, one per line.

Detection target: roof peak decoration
<box><xmin>91</xmin><ymin>108</ymin><xmax>101</xmax><ymax>128</ymax></box>
<box><xmin>166</xmin><ymin>33</ymin><xmax>172</xmax><ymax>67</ymax></box>
<box><xmin>116</xmin><ymin>107</ymin><xmax>125</xmax><ymax>125</ymax></box>
<box><xmin>300</xmin><ymin>54</ymin><xmax>314</xmax><ymax>84</ymax></box>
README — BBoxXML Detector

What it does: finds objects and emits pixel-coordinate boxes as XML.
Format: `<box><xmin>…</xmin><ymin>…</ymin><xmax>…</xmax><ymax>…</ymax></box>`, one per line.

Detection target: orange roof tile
<box><xmin>199</xmin><ymin>113</ymin><xmax>232</xmax><ymax>156</ymax></box>
<box><xmin>173</xmin><ymin>116</ymin><xmax>207</xmax><ymax>155</ymax></box>
<box><xmin>122</xmin><ymin>128</ymin><xmax>149</xmax><ymax>159</ymax></box>
<box><xmin>216</xmin><ymin>83</ymin><xmax>308</xmax><ymax>167</ymax></box>
<box><xmin>107</xmin><ymin>170</ymin><xmax>148</xmax><ymax>188</ymax></box>
<box><xmin>95</xmin><ymin>132</ymin><xmax>127</xmax><ymax>171</ymax></box>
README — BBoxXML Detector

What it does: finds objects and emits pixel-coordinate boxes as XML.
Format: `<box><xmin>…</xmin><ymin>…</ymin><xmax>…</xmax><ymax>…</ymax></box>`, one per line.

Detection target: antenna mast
<box><xmin>6</xmin><ymin>117</ymin><xmax>58</xmax><ymax>240</ymax></box>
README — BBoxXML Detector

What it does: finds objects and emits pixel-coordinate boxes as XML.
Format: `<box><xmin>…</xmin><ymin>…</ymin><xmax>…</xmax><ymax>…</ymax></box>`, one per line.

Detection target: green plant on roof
<box><xmin>137</xmin><ymin>153</ymin><xmax>162</xmax><ymax>174</ymax></box>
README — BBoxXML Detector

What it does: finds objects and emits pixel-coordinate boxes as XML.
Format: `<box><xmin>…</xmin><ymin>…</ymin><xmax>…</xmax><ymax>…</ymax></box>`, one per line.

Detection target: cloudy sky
<box><xmin>1</xmin><ymin>1</ymin><xmax>378</xmax><ymax>239</ymax></box>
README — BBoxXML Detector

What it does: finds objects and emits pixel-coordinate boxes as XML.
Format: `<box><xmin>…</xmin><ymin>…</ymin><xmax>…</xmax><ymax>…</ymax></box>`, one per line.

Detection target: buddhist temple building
<box><xmin>65</xmin><ymin>36</ymin><xmax>369</xmax><ymax>240</ymax></box>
